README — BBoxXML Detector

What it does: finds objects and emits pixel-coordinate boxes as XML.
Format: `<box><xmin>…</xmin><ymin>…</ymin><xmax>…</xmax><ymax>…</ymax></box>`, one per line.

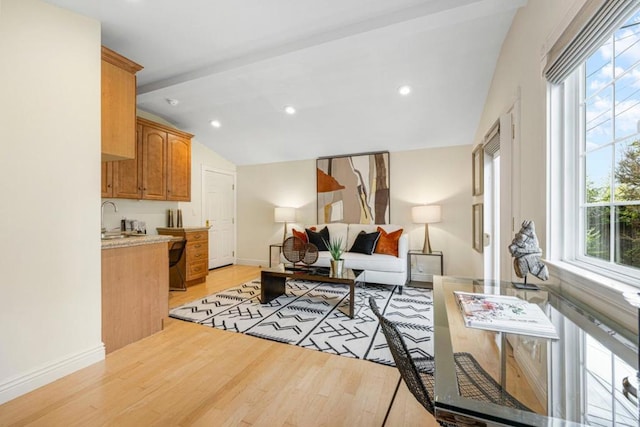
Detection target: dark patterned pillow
<box><xmin>349</xmin><ymin>230</ymin><xmax>381</xmax><ymax>255</ymax></box>
<box><xmin>306</xmin><ymin>226</ymin><xmax>329</xmax><ymax>251</ymax></box>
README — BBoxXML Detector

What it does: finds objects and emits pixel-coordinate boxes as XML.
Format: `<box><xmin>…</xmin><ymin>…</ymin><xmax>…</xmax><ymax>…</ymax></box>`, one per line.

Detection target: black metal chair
<box><xmin>168</xmin><ymin>239</ymin><xmax>187</xmax><ymax>291</ymax></box>
<box><xmin>368</xmin><ymin>297</ymin><xmax>530</xmax><ymax>426</ymax></box>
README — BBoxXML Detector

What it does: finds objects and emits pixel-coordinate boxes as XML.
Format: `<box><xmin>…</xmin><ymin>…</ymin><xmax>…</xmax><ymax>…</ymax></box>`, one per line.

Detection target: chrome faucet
<box><xmin>101</xmin><ymin>201</ymin><xmax>118</xmax><ymax>235</ymax></box>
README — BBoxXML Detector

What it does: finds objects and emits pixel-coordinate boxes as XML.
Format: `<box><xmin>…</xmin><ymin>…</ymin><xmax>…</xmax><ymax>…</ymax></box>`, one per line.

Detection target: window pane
<box><xmin>615</xmin><ymin>138</ymin><xmax>640</xmax><ymax>202</ymax></box>
<box><xmin>614</xmin><ymin>65</ymin><xmax>640</xmax><ymax>140</ymax></box>
<box><xmin>586</xmin><ymin>86</ymin><xmax>613</xmax><ymax>148</ymax></box>
<box><xmin>586</xmin><ymin>148</ymin><xmax>612</xmax><ymax>203</ymax></box>
<box><xmin>586</xmin><ymin>37</ymin><xmax>613</xmax><ymax>99</ymax></box>
<box><xmin>614</xmin><ymin>13</ymin><xmax>640</xmax><ymax>79</ymax></box>
<box><xmin>615</xmin><ymin>205</ymin><xmax>640</xmax><ymax>269</ymax></box>
<box><xmin>585</xmin><ymin>206</ymin><xmax>610</xmax><ymax>261</ymax></box>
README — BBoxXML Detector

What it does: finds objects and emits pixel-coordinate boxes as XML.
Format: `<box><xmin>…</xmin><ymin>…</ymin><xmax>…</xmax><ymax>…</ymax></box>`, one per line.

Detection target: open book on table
<box><xmin>454</xmin><ymin>291</ymin><xmax>559</xmax><ymax>339</ymax></box>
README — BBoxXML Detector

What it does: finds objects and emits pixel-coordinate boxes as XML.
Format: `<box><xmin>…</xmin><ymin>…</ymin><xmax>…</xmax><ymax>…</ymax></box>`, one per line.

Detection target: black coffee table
<box><xmin>260</xmin><ymin>267</ymin><xmax>361</xmax><ymax>318</ymax></box>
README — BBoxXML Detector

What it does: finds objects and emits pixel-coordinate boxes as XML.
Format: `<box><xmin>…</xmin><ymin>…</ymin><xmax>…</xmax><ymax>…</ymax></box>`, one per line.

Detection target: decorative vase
<box><xmin>330</xmin><ymin>259</ymin><xmax>344</xmax><ymax>276</ymax></box>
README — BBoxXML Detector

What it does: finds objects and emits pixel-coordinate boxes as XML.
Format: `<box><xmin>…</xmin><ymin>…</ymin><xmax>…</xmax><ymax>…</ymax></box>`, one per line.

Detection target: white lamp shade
<box><xmin>274</xmin><ymin>207</ymin><xmax>296</xmax><ymax>223</ymax></box>
<box><xmin>412</xmin><ymin>205</ymin><xmax>442</xmax><ymax>224</ymax></box>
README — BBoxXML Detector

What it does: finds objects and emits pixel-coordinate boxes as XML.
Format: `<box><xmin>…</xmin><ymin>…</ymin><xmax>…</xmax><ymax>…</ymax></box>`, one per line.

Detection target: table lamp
<box><xmin>412</xmin><ymin>205</ymin><xmax>442</xmax><ymax>254</ymax></box>
<box><xmin>274</xmin><ymin>207</ymin><xmax>296</xmax><ymax>242</ymax></box>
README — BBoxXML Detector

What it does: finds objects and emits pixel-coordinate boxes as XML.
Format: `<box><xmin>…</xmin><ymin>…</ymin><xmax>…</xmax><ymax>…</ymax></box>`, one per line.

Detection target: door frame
<box><xmin>201</xmin><ymin>166</ymin><xmax>237</xmax><ymax>268</ymax></box>
<box><xmin>482</xmin><ymin>99</ymin><xmax>521</xmax><ymax>283</ymax></box>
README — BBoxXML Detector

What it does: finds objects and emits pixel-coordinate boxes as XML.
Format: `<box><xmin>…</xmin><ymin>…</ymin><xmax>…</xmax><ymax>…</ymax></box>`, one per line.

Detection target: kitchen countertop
<box><xmin>101</xmin><ymin>234</ymin><xmax>173</xmax><ymax>250</ymax></box>
<box><xmin>156</xmin><ymin>226</ymin><xmax>210</xmax><ymax>233</ymax></box>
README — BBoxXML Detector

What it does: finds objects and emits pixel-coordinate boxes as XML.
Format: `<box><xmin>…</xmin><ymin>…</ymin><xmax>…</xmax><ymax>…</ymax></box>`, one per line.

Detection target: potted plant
<box><xmin>323</xmin><ymin>237</ymin><xmax>345</xmax><ymax>276</ymax></box>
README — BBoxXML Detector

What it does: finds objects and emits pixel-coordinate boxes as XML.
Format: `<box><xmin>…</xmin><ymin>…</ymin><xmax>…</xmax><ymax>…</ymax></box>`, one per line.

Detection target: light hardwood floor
<box><xmin>0</xmin><ymin>265</ymin><xmax>435</xmax><ymax>427</ymax></box>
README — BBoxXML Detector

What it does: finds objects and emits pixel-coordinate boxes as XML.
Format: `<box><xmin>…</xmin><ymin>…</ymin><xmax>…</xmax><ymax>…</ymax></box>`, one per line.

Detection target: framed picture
<box><xmin>472</xmin><ymin>203</ymin><xmax>483</xmax><ymax>253</ymax></box>
<box><xmin>472</xmin><ymin>144</ymin><xmax>484</xmax><ymax>196</ymax></box>
<box><xmin>316</xmin><ymin>151</ymin><xmax>390</xmax><ymax>224</ymax></box>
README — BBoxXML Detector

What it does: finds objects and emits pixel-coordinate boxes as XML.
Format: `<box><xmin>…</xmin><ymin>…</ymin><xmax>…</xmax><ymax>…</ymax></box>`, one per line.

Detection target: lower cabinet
<box><xmin>157</xmin><ymin>227</ymin><xmax>209</xmax><ymax>286</ymax></box>
<box><xmin>101</xmin><ymin>242</ymin><xmax>169</xmax><ymax>354</ymax></box>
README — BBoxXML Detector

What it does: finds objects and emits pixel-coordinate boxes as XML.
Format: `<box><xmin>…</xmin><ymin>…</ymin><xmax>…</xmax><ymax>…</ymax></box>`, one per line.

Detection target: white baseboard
<box><xmin>0</xmin><ymin>344</ymin><xmax>105</xmax><ymax>405</ymax></box>
<box><xmin>236</xmin><ymin>258</ymin><xmax>265</xmax><ymax>267</ymax></box>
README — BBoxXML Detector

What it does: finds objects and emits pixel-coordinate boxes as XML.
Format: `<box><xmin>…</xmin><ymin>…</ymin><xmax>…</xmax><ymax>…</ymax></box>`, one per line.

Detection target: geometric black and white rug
<box><xmin>169</xmin><ymin>278</ymin><xmax>434</xmax><ymax>367</ymax></box>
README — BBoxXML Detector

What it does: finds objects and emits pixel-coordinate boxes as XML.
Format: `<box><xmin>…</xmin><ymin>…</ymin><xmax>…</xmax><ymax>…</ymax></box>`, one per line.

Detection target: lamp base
<box><xmin>422</xmin><ymin>224</ymin><xmax>432</xmax><ymax>254</ymax></box>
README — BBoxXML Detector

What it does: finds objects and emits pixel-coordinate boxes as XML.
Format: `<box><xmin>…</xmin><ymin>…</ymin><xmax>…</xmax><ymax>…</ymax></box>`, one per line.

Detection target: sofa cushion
<box><xmin>349</xmin><ymin>230</ymin><xmax>380</xmax><ymax>255</ymax></box>
<box><xmin>312</xmin><ymin>251</ymin><xmax>405</xmax><ymax>273</ymax></box>
<box><xmin>346</xmin><ymin>224</ymin><xmax>404</xmax><ymax>251</ymax></box>
<box><xmin>307</xmin><ymin>224</ymin><xmax>349</xmax><ymax>248</ymax></box>
<box><xmin>292</xmin><ymin>228</ymin><xmax>308</xmax><ymax>243</ymax></box>
<box><xmin>292</xmin><ymin>227</ymin><xmax>315</xmax><ymax>243</ymax></box>
<box><xmin>306</xmin><ymin>226</ymin><xmax>329</xmax><ymax>251</ymax></box>
<box><xmin>375</xmin><ymin>227</ymin><xmax>403</xmax><ymax>257</ymax></box>
<box><xmin>342</xmin><ymin>252</ymin><xmax>406</xmax><ymax>272</ymax></box>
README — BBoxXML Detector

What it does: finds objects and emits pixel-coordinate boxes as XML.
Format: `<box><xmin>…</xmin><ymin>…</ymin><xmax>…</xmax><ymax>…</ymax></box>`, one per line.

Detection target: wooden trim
<box><xmin>137</xmin><ymin>117</ymin><xmax>194</xmax><ymax>139</ymax></box>
<box><xmin>101</xmin><ymin>46</ymin><xmax>143</xmax><ymax>73</ymax></box>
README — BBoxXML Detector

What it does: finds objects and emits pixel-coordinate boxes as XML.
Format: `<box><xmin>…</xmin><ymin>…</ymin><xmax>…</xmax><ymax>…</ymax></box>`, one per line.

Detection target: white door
<box><xmin>203</xmin><ymin>168</ymin><xmax>236</xmax><ymax>268</ymax></box>
<box><xmin>482</xmin><ymin>101</ymin><xmax>520</xmax><ymax>283</ymax></box>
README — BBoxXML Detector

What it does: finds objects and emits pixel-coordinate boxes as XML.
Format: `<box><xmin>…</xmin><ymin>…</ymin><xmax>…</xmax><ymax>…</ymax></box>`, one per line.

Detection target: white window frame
<box><xmin>548</xmin><ymin>55</ymin><xmax>640</xmax><ymax>290</ymax></box>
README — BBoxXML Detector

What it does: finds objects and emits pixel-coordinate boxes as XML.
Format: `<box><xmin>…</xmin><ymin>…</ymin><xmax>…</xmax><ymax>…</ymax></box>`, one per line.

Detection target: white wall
<box><xmin>101</xmin><ymin>110</ymin><xmax>236</xmax><ymax>234</ymax></box>
<box><xmin>471</xmin><ymin>1</ymin><xmax>584</xmax><ymax>278</ymax></box>
<box><xmin>236</xmin><ymin>145</ymin><xmax>473</xmax><ymax>278</ymax></box>
<box><xmin>473</xmin><ymin>1</ymin><xmax>636</xmax><ymax>330</ymax></box>
<box><xmin>0</xmin><ymin>0</ymin><xmax>103</xmax><ymax>403</ymax></box>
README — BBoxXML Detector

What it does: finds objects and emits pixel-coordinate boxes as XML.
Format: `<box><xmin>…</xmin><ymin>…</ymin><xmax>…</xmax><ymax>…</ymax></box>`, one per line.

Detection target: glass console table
<box><xmin>433</xmin><ymin>276</ymin><xmax>638</xmax><ymax>426</ymax></box>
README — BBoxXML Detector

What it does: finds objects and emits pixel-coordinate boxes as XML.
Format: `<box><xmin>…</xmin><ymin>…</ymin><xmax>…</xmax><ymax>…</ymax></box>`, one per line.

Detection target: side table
<box><xmin>407</xmin><ymin>250</ymin><xmax>443</xmax><ymax>284</ymax></box>
<box><xmin>269</xmin><ymin>243</ymin><xmax>283</xmax><ymax>267</ymax></box>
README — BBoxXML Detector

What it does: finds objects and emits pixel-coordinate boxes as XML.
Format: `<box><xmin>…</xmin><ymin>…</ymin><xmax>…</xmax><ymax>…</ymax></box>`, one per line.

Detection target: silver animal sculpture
<box><xmin>508</xmin><ymin>220</ymin><xmax>549</xmax><ymax>282</ymax></box>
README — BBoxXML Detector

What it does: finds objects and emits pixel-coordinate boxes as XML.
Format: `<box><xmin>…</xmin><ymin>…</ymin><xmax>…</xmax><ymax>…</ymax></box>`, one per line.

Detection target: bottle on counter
<box><xmin>167</xmin><ymin>209</ymin><xmax>174</xmax><ymax>227</ymax></box>
<box><xmin>177</xmin><ymin>209</ymin><xmax>183</xmax><ymax>228</ymax></box>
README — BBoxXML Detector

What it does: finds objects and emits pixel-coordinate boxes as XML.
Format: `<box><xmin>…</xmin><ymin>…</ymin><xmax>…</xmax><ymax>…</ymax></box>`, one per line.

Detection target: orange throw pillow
<box><xmin>292</xmin><ymin>227</ymin><xmax>316</xmax><ymax>243</ymax></box>
<box><xmin>292</xmin><ymin>228</ymin><xmax>308</xmax><ymax>243</ymax></box>
<box><xmin>374</xmin><ymin>227</ymin><xmax>403</xmax><ymax>257</ymax></box>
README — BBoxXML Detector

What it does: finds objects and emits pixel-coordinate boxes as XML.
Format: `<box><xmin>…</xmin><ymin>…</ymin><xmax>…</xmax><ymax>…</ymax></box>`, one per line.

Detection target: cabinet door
<box><xmin>101</xmin><ymin>162</ymin><xmax>113</xmax><ymax>197</ymax></box>
<box><xmin>141</xmin><ymin>125</ymin><xmax>167</xmax><ymax>200</ymax></box>
<box><xmin>166</xmin><ymin>133</ymin><xmax>191</xmax><ymax>201</ymax></box>
<box><xmin>101</xmin><ymin>47</ymin><xmax>142</xmax><ymax>161</ymax></box>
<box><xmin>112</xmin><ymin>124</ymin><xmax>142</xmax><ymax>199</ymax></box>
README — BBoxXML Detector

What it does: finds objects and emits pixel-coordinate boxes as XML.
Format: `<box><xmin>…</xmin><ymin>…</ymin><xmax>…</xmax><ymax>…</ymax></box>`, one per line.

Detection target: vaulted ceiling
<box><xmin>44</xmin><ymin>0</ymin><xmax>526</xmax><ymax>165</ymax></box>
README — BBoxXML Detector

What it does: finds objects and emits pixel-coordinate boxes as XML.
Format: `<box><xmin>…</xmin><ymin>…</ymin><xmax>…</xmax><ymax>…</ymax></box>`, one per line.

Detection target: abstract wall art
<box><xmin>316</xmin><ymin>151</ymin><xmax>390</xmax><ymax>224</ymax></box>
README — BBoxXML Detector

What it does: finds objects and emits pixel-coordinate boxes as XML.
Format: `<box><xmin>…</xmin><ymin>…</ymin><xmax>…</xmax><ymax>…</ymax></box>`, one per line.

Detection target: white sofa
<box><xmin>286</xmin><ymin>223</ymin><xmax>408</xmax><ymax>290</ymax></box>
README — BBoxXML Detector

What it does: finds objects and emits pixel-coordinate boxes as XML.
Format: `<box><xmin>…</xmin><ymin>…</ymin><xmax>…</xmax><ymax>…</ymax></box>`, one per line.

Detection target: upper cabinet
<box><xmin>103</xmin><ymin>117</ymin><xmax>193</xmax><ymax>201</ymax></box>
<box><xmin>101</xmin><ymin>46</ymin><xmax>143</xmax><ymax>161</ymax></box>
<box><xmin>166</xmin><ymin>132</ymin><xmax>192</xmax><ymax>201</ymax></box>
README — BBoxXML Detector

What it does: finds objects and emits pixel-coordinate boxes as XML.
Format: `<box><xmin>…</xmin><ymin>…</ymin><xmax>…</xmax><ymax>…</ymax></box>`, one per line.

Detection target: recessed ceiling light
<box><xmin>398</xmin><ymin>85</ymin><xmax>412</xmax><ymax>96</ymax></box>
<box><xmin>284</xmin><ymin>106</ymin><xmax>296</xmax><ymax>115</ymax></box>
<box><xmin>166</xmin><ymin>98</ymin><xmax>179</xmax><ymax>106</ymax></box>
<box><xmin>210</xmin><ymin>120</ymin><xmax>221</xmax><ymax>128</ymax></box>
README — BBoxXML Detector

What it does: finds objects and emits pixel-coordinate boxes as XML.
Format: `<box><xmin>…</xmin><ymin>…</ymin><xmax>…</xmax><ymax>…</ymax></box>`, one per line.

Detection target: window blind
<box><xmin>544</xmin><ymin>0</ymin><xmax>640</xmax><ymax>84</ymax></box>
<box><xmin>484</xmin><ymin>121</ymin><xmax>500</xmax><ymax>156</ymax></box>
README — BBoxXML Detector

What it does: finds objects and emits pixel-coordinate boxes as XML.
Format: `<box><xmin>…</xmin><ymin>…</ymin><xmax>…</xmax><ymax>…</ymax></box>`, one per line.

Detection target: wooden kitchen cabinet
<box><xmin>141</xmin><ymin>122</ymin><xmax>167</xmax><ymax>200</ymax></box>
<box><xmin>102</xmin><ymin>118</ymin><xmax>192</xmax><ymax>201</ymax></box>
<box><xmin>157</xmin><ymin>227</ymin><xmax>209</xmax><ymax>286</ymax></box>
<box><xmin>112</xmin><ymin>123</ymin><xmax>143</xmax><ymax>199</ymax></box>
<box><xmin>101</xmin><ymin>241</ymin><xmax>169</xmax><ymax>354</ymax></box>
<box><xmin>101</xmin><ymin>162</ymin><xmax>113</xmax><ymax>197</ymax></box>
<box><xmin>167</xmin><ymin>133</ymin><xmax>191</xmax><ymax>201</ymax></box>
<box><xmin>101</xmin><ymin>46</ymin><xmax>143</xmax><ymax>161</ymax></box>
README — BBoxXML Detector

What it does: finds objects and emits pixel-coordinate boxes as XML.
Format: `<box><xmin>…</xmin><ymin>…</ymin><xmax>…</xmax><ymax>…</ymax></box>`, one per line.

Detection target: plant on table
<box><xmin>323</xmin><ymin>237</ymin><xmax>345</xmax><ymax>260</ymax></box>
